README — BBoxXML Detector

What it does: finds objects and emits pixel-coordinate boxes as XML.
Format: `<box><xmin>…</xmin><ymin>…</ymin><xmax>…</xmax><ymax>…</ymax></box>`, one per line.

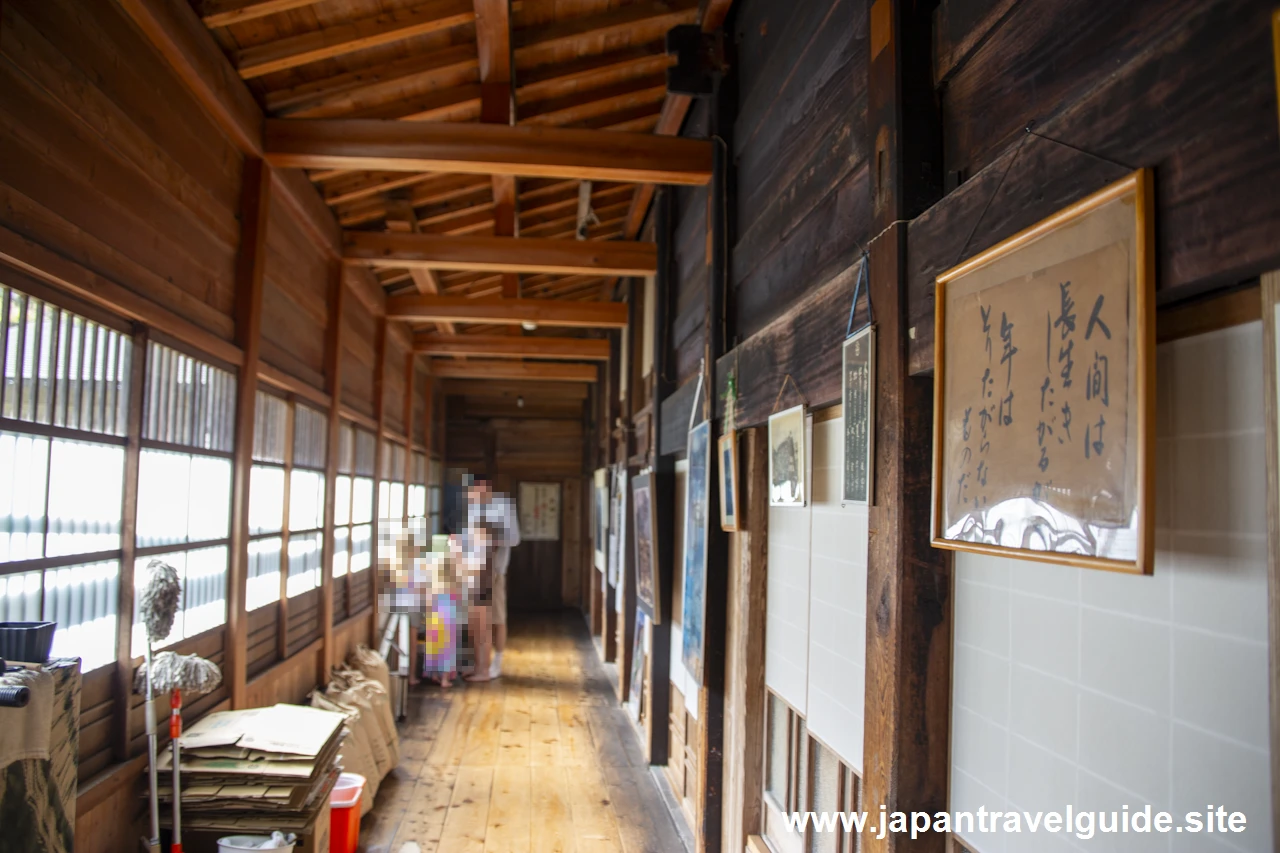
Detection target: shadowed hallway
<box><xmin>359</xmin><ymin>613</ymin><xmax>688</xmax><ymax>853</ymax></box>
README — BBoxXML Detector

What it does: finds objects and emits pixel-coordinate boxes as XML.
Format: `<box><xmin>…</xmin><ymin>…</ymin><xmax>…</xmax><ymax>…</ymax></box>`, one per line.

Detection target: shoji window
<box><xmin>246</xmin><ymin>390</ymin><xmax>286</xmax><ymax>610</ymax></box>
<box><xmin>0</xmin><ymin>285</ymin><xmax>130</xmax><ymax>672</ymax></box>
<box><xmin>378</xmin><ymin>439</ymin><xmax>406</xmax><ymax>522</ymax></box>
<box><xmin>407</xmin><ymin>451</ymin><xmax>427</xmax><ymax>519</ymax></box>
<box><xmin>132</xmin><ymin>340</ymin><xmax>234</xmax><ymax>655</ymax></box>
<box><xmin>333</xmin><ymin>423</ymin><xmax>374</xmax><ymax>579</ymax></box>
<box><xmin>427</xmin><ymin>457</ymin><xmax>443</xmax><ymax>535</ymax></box>
<box><xmin>287</xmin><ymin>403</ymin><xmax>325</xmax><ymax>597</ymax></box>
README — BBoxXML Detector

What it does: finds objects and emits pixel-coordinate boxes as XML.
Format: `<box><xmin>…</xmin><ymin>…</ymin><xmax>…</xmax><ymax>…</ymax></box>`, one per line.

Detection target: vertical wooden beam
<box><xmin>113</xmin><ymin>323</ymin><xmax>148</xmax><ymax>759</ymax></box>
<box><xmin>403</xmin><ymin>352</ymin><xmax>415</xmax><ymax>518</ymax></box>
<box><xmin>861</xmin><ymin>0</ymin><xmax>949</xmax><ymax>850</ymax></box>
<box><xmin>645</xmin><ymin>188</ymin><xmax>676</xmax><ymax>768</ymax></box>
<box><xmin>370</xmin><ymin>317</ymin><xmax>388</xmax><ymax>635</ymax></box>
<box><xmin>1258</xmin><ymin>270</ymin><xmax>1280</xmax><ymax>842</ymax></box>
<box><xmin>474</xmin><ymin>0</ymin><xmax>519</xmax><ymax>304</ymax></box>
<box><xmin>602</xmin><ymin>330</ymin><xmax>620</xmax><ymax>663</ymax></box>
<box><xmin>228</xmin><ymin>158</ymin><xmax>272</xmax><ymax>709</ymax></box>
<box><xmin>722</xmin><ymin>426</ymin><xmax>767</xmax><ymax>852</ymax></box>
<box><xmin>320</xmin><ymin>261</ymin><xmax>345</xmax><ymax>678</ymax></box>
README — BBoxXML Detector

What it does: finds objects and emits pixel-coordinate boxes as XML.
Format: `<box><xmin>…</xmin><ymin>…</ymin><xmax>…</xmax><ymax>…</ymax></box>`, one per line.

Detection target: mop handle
<box><xmin>143</xmin><ymin>644</ymin><xmax>161</xmax><ymax>853</ymax></box>
<box><xmin>171</xmin><ymin>688</ymin><xmax>183</xmax><ymax>853</ymax></box>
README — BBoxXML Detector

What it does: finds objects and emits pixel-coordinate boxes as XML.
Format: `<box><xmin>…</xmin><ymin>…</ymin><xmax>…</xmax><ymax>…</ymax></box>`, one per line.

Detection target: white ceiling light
<box><xmin>521</xmin><ymin>321</ymin><xmax>538</xmax><ymax>331</ymax></box>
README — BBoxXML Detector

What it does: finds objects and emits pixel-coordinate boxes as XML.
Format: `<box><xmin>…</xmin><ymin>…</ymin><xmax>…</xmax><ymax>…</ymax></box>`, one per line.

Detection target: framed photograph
<box><xmin>680</xmin><ymin>419</ymin><xmax>712</xmax><ymax>684</ymax></box>
<box><xmin>842</xmin><ymin>326</ymin><xmax>876</xmax><ymax>505</ymax></box>
<box><xmin>768</xmin><ymin>404</ymin><xmax>807</xmax><ymax>506</ymax></box>
<box><xmin>931</xmin><ymin>169</ymin><xmax>1155</xmax><ymax>573</ymax></box>
<box><xmin>627</xmin><ymin>610</ymin><xmax>647</xmax><ymax>721</ymax></box>
<box><xmin>632</xmin><ymin>473</ymin><xmax>661</xmax><ymax>623</ymax></box>
<box><xmin>607</xmin><ymin>465</ymin><xmax>628</xmax><ymax>589</ymax></box>
<box><xmin>718</xmin><ymin>431</ymin><xmax>739</xmax><ymax>531</ymax></box>
<box><xmin>592</xmin><ymin>468</ymin><xmax>608</xmax><ymax>572</ymax></box>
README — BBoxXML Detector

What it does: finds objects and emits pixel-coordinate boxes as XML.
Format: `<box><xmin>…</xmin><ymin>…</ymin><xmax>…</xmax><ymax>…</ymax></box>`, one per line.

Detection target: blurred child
<box><xmin>462</xmin><ymin>523</ymin><xmax>496</xmax><ymax>682</ymax></box>
<box><xmin>421</xmin><ymin>550</ymin><xmax>462</xmax><ymax>688</ymax></box>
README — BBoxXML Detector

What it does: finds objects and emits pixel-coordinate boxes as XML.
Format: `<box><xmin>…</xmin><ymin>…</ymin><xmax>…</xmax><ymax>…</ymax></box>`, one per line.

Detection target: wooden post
<box><xmin>113</xmin><ymin>323</ymin><xmax>148</xmax><ymax>759</ymax></box>
<box><xmin>1258</xmin><ymin>270</ymin><xmax>1280</xmax><ymax>842</ymax></box>
<box><xmin>403</xmin><ymin>352</ymin><xmax>415</xmax><ymax>519</ymax></box>
<box><xmin>645</xmin><ymin>188</ymin><xmax>676</xmax><ymax>768</ymax></box>
<box><xmin>320</xmin><ymin>261</ymin><xmax>345</xmax><ymax>679</ymax></box>
<box><xmin>722</xmin><ymin>426</ymin><xmax>768</xmax><ymax>852</ymax></box>
<box><xmin>277</xmin><ymin>401</ymin><xmax>296</xmax><ymax>659</ymax></box>
<box><xmin>227</xmin><ymin>158</ymin><xmax>272</xmax><ymax>710</ymax></box>
<box><xmin>861</xmin><ymin>1</ymin><xmax>950</xmax><ymax>850</ymax></box>
<box><xmin>370</xmin><ymin>317</ymin><xmax>388</xmax><ymax>635</ymax></box>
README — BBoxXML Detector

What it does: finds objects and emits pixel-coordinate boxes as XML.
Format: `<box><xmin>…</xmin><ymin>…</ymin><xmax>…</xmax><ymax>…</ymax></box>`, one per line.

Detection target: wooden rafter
<box><xmin>344</xmin><ymin>232</ymin><xmax>656</xmax><ymax>276</ymax></box>
<box><xmin>387</xmin><ymin>295</ymin><xmax>628</xmax><ymax>328</ymax></box>
<box><xmin>199</xmin><ymin>0</ymin><xmax>323</xmax><ymax>29</ymax></box>
<box><xmin>428</xmin><ymin>359</ymin><xmax>598</xmax><ymax>382</ymax></box>
<box><xmin>414</xmin><ymin>334</ymin><xmax>610</xmax><ymax>360</ymax></box>
<box><xmin>516</xmin><ymin>45</ymin><xmax>672</xmax><ymax>104</ymax></box>
<box><xmin>265</xmin><ymin>120</ymin><xmax>714</xmax><ymax>184</ymax></box>
<box><xmin>512</xmin><ymin>0</ymin><xmax>699</xmax><ymax>71</ymax></box>
<box><xmin>519</xmin><ymin>74</ymin><xmax>668</xmax><ymax>127</ymax></box>
<box><xmin>473</xmin><ymin>0</ymin><xmax>518</xmax><ymax>298</ymax></box>
<box><xmin>235</xmin><ymin>0</ymin><xmax>476</xmax><ymax>79</ymax></box>
<box><xmin>385</xmin><ymin>200</ymin><xmax>455</xmax><ymax>335</ymax></box>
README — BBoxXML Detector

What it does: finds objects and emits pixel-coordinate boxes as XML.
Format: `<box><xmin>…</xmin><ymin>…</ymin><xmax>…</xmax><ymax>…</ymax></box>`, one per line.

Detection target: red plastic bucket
<box><xmin>329</xmin><ymin>773</ymin><xmax>366</xmax><ymax>853</ymax></box>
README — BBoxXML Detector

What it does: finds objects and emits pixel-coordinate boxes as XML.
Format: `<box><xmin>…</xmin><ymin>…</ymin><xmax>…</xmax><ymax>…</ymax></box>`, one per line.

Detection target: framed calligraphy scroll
<box><xmin>931</xmin><ymin>169</ymin><xmax>1156</xmax><ymax>573</ymax></box>
<box><xmin>842</xmin><ymin>326</ymin><xmax>876</xmax><ymax>505</ymax></box>
<box><xmin>632</xmin><ymin>473</ymin><xmax>661</xmax><ymax>623</ymax></box>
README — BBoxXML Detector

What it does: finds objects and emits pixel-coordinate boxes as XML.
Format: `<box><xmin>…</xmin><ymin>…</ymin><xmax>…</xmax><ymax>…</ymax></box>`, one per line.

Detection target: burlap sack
<box><xmin>308</xmin><ymin>691</ymin><xmax>379</xmax><ymax>815</ymax></box>
<box><xmin>349</xmin><ymin>643</ymin><xmax>392</xmax><ymax>695</ymax></box>
<box><xmin>330</xmin><ymin>666</ymin><xmax>400</xmax><ymax>768</ymax></box>
<box><xmin>317</xmin><ymin>683</ymin><xmax>393</xmax><ymax>780</ymax></box>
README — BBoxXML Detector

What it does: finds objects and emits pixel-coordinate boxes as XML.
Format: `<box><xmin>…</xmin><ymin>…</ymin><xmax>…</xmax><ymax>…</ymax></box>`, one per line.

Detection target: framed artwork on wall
<box><xmin>681</xmin><ymin>419</ymin><xmax>712</xmax><ymax>684</ymax></box>
<box><xmin>517</xmin><ymin>482</ymin><xmax>560</xmax><ymax>541</ymax></box>
<box><xmin>632</xmin><ymin>473</ymin><xmax>661</xmax><ymax>623</ymax></box>
<box><xmin>931</xmin><ymin>168</ymin><xmax>1156</xmax><ymax>573</ymax></box>
<box><xmin>592</xmin><ymin>468</ymin><xmax>608</xmax><ymax>572</ymax></box>
<box><xmin>627</xmin><ymin>609</ymin><xmax>647</xmax><ymax>722</ymax></box>
<box><xmin>842</xmin><ymin>326</ymin><xmax>876</xmax><ymax>505</ymax></box>
<box><xmin>607</xmin><ymin>465</ymin><xmax>627</xmax><ymax>590</ymax></box>
<box><xmin>768</xmin><ymin>405</ymin><xmax>807</xmax><ymax>506</ymax></box>
<box><xmin>718</xmin><ymin>431</ymin><xmax>739</xmax><ymax>531</ymax></box>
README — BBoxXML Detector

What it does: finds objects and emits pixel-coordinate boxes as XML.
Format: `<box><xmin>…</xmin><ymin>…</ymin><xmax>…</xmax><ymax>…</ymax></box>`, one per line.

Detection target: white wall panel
<box><xmin>950</xmin><ymin>321</ymin><xmax>1273</xmax><ymax>853</ymax></box>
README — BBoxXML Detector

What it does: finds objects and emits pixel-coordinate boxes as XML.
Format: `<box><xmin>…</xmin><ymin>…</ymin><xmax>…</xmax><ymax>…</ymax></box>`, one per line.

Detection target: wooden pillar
<box><xmin>722</xmin><ymin>425</ymin><xmax>768</xmax><ymax>852</ymax></box>
<box><xmin>403</xmin><ymin>351</ymin><xmax>415</xmax><ymax>519</ymax></box>
<box><xmin>227</xmin><ymin>158</ymin><xmax>272</xmax><ymax>709</ymax></box>
<box><xmin>320</xmin><ymin>261</ymin><xmax>345</xmax><ymax>678</ymax></box>
<box><xmin>370</xmin><ymin>317</ymin><xmax>388</xmax><ymax>635</ymax></box>
<box><xmin>645</xmin><ymin>188</ymin><xmax>676</xmax><ymax>767</ymax></box>
<box><xmin>113</xmin><ymin>323</ymin><xmax>148</xmax><ymax>758</ymax></box>
<box><xmin>861</xmin><ymin>0</ymin><xmax>950</xmax><ymax>849</ymax></box>
<box><xmin>601</xmin><ymin>328</ymin><xmax>620</xmax><ymax>663</ymax></box>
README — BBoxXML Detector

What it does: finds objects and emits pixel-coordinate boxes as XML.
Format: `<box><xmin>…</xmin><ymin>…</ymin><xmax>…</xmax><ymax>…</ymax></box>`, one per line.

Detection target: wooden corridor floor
<box><xmin>359</xmin><ymin>612</ymin><xmax>689</xmax><ymax>853</ymax></box>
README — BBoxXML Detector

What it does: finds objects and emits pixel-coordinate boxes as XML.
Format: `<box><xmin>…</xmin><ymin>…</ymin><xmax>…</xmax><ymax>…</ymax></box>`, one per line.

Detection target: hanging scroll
<box><xmin>842</xmin><ymin>326</ymin><xmax>876</xmax><ymax>505</ymax></box>
<box><xmin>518</xmin><ymin>482</ymin><xmax>560</xmax><ymax>540</ymax></box>
<box><xmin>593</xmin><ymin>468</ymin><xmax>608</xmax><ymax>571</ymax></box>
<box><xmin>932</xmin><ymin>169</ymin><xmax>1155</xmax><ymax>573</ymax></box>
<box><xmin>681</xmin><ymin>420</ymin><xmax>712</xmax><ymax>683</ymax></box>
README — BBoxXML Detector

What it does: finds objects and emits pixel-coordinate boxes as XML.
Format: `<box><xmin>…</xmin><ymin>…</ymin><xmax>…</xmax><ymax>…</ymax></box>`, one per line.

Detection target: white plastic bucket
<box><xmin>330</xmin><ymin>772</ymin><xmax>366</xmax><ymax>810</ymax></box>
<box><xmin>216</xmin><ymin>835</ymin><xmax>297</xmax><ymax>852</ymax></box>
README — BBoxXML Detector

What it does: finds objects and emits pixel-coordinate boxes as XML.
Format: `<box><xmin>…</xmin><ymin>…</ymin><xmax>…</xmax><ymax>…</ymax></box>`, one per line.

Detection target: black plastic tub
<box><xmin>0</xmin><ymin>622</ymin><xmax>57</xmax><ymax>664</ymax></box>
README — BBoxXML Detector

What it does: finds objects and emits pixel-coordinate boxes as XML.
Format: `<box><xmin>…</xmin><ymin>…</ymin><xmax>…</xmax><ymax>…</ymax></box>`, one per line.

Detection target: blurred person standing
<box><xmin>466</xmin><ymin>475</ymin><xmax>520</xmax><ymax>678</ymax></box>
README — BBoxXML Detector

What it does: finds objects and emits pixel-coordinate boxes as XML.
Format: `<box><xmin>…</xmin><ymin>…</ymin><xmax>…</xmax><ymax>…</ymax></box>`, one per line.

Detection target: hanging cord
<box><xmin>954</xmin><ymin>127</ymin><xmax>1031</xmax><ymax>267</ymax></box>
<box><xmin>1024</xmin><ymin>123</ymin><xmax>1134</xmax><ymax>173</ymax></box>
<box><xmin>845</xmin><ymin>253</ymin><xmax>875</xmax><ymax>339</ymax></box>
<box><xmin>771</xmin><ymin>373</ymin><xmax>808</xmax><ymax>415</ymax></box>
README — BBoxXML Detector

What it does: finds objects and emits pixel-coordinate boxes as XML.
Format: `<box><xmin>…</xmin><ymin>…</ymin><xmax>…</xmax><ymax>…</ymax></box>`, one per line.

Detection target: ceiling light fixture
<box><xmin>517</xmin><ymin>396</ymin><xmax>525</xmax><ymax>409</ymax></box>
<box><xmin>521</xmin><ymin>321</ymin><xmax>538</xmax><ymax>331</ymax></box>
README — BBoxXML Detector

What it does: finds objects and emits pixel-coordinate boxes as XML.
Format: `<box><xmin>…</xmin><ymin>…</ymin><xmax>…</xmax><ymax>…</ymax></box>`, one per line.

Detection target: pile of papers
<box><xmin>157</xmin><ymin>703</ymin><xmax>345</xmax><ymax>832</ymax></box>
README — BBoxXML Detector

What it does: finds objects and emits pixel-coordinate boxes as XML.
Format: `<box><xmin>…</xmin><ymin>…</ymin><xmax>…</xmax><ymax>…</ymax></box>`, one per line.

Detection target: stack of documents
<box><xmin>156</xmin><ymin>703</ymin><xmax>345</xmax><ymax>832</ymax></box>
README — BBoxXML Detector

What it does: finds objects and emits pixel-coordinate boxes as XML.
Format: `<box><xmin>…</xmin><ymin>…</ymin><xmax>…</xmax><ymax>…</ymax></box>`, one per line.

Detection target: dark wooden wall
<box><xmin>672</xmin><ymin>101</ymin><xmax>713</xmax><ymax>387</ymax></box>
<box><xmin>731</xmin><ymin>0</ymin><xmax>870</xmax><ymax>342</ymax></box>
<box><xmin>907</xmin><ymin>0</ymin><xmax>1280</xmax><ymax>373</ymax></box>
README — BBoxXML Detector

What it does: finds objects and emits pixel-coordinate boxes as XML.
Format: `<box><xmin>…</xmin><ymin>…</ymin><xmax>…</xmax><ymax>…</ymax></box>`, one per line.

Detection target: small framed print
<box><xmin>842</xmin><ymin>326</ymin><xmax>876</xmax><ymax>505</ymax></box>
<box><xmin>631</xmin><ymin>473</ymin><xmax>661</xmax><ymax>623</ymax></box>
<box><xmin>718</xmin><ymin>430</ymin><xmax>739</xmax><ymax>531</ymax></box>
<box><xmin>768</xmin><ymin>404</ymin><xmax>807</xmax><ymax>507</ymax></box>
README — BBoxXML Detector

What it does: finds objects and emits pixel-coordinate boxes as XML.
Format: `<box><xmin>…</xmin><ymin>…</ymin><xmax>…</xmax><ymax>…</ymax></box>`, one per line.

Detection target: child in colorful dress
<box><xmin>421</xmin><ymin>550</ymin><xmax>463</xmax><ymax>688</ymax></box>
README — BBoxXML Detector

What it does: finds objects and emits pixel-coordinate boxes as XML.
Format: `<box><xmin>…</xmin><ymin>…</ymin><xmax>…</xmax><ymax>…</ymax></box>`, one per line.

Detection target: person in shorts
<box><xmin>466</xmin><ymin>476</ymin><xmax>520</xmax><ymax>678</ymax></box>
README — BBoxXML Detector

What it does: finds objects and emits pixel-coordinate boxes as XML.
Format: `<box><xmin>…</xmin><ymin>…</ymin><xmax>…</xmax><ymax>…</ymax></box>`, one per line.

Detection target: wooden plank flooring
<box><xmin>360</xmin><ymin>612</ymin><xmax>688</xmax><ymax>853</ymax></box>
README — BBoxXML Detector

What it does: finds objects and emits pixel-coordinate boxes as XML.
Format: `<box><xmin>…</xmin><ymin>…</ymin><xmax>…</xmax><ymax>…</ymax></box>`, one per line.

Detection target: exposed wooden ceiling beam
<box><xmin>429</xmin><ymin>359</ymin><xmax>598</xmax><ymax>382</ymax></box>
<box><xmin>266</xmin><ymin>43</ymin><xmax>479</xmax><ymax>117</ymax></box>
<box><xmin>265</xmin><ymin>120</ymin><xmax>714</xmax><ymax>185</ymax></box>
<box><xmin>345</xmin><ymin>232</ymin><xmax>656</xmax><ymax>276</ymax></box>
<box><xmin>516</xmin><ymin>45</ymin><xmax>671</xmax><ymax>104</ymax></box>
<box><xmin>519</xmin><ymin>74</ymin><xmax>668</xmax><ymax>127</ymax></box>
<box><xmin>388</xmin><ymin>295</ymin><xmax>627</xmax><ymax>328</ymax></box>
<box><xmin>415</xmin><ymin>334</ymin><xmax>610</xmax><ymax>360</ymax></box>
<box><xmin>235</xmin><ymin>0</ymin><xmax>475</xmax><ymax>79</ymax></box>
<box><xmin>512</xmin><ymin>0</ymin><xmax>698</xmax><ymax>71</ymax></box>
<box><xmin>386</xmin><ymin>200</ymin><xmax>455</xmax><ymax>334</ymax></box>
<box><xmin>344</xmin><ymin>84</ymin><xmax>483</xmax><ymax>122</ymax></box>
<box><xmin>199</xmin><ymin>0</ymin><xmax>323</xmax><ymax>28</ymax></box>
<box><xmin>441</xmin><ymin>379</ymin><xmax>590</xmax><ymax>399</ymax></box>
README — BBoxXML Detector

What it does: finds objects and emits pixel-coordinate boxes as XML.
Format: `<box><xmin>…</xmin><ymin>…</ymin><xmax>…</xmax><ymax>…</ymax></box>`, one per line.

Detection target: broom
<box><xmin>135</xmin><ymin>560</ymin><xmax>181</xmax><ymax>853</ymax></box>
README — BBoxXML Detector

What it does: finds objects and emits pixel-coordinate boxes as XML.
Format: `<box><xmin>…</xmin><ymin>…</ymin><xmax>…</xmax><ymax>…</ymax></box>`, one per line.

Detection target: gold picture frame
<box><xmin>718</xmin><ymin>430</ymin><xmax>739</xmax><ymax>531</ymax></box>
<box><xmin>930</xmin><ymin>169</ymin><xmax>1156</xmax><ymax>574</ymax></box>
